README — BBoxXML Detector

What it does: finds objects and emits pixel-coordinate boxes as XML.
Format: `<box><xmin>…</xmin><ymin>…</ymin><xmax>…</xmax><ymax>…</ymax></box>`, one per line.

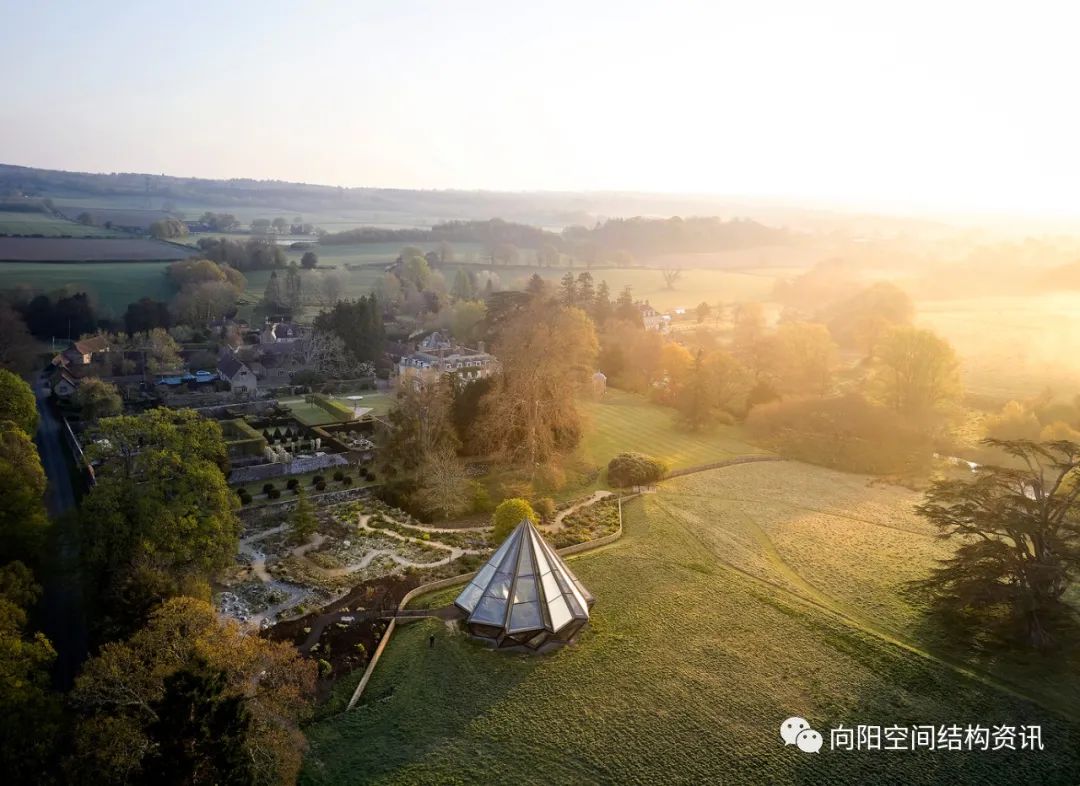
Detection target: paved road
<box><xmin>33</xmin><ymin>373</ymin><xmax>88</xmax><ymax>689</ymax></box>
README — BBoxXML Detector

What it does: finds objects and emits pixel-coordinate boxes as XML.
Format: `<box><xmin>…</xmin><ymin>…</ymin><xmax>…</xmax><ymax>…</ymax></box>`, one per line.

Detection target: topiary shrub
<box><xmin>315</xmin><ymin>481</ymin><xmax>326</xmax><ymax>491</ymax></box>
<box><xmin>267</xmin><ymin>488</ymin><xmax>282</xmax><ymax>499</ymax></box>
<box><xmin>492</xmin><ymin>498</ymin><xmax>537</xmax><ymax>541</ymax></box>
<box><xmin>262</xmin><ymin>482</ymin><xmax>276</xmax><ymax>495</ymax></box>
<box><xmin>312</xmin><ymin>475</ymin><xmax>324</xmax><ymax>486</ymax></box>
<box><xmin>333</xmin><ymin>470</ymin><xmax>344</xmax><ymax>481</ymax></box>
<box><xmin>238</xmin><ymin>491</ymin><xmax>252</xmax><ymax>505</ymax></box>
<box><xmin>317</xmin><ymin>659</ymin><xmax>332</xmax><ymax>677</ymax></box>
<box><xmin>607</xmin><ymin>452</ymin><xmax>668</xmax><ymax>488</ymax></box>
<box><xmin>286</xmin><ymin>478</ymin><xmax>299</xmax><ymax>490</ymax></box>
<box><xmin>341</xmin><ymin>475</ymin><xmax>353</xmax><ymax>486</ymax></box>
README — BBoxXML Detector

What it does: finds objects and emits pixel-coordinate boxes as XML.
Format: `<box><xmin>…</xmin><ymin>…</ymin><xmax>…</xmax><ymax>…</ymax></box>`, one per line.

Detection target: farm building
<box><xmin>52</xmin><ymin>334</ymin><xmax>110</xmax><ymax>368</ymax></box>
<box><xmin>455</xmin><ymin>519</ymin><xmax>593</xmax><ymax>650</ymax></box>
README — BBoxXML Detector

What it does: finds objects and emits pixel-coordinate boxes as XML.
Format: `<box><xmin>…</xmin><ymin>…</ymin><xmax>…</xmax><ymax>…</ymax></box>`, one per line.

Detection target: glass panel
<box><xmin>485</xmin><ymin>574</ymin><xmax>512</xmax><ymax>599</ymax></box>
<box><xmin>509</xmin><ymin>602</ymin><xmax>542</xmax><ymax>631</ymax></box>
<box><xmin>530</xmin><ymin>531</ymin><xmax>552</xmax><ymax>575</ymax></box>
<box><xmin>516</xmin><ymin>540</ymin><xmax>535</xmax><ymax>575</ymax></box>
<box><xmin>455</xmin><ymin>582</ymin><xmax>484</xmax><ymax>612</ymax></box>
<box><xmin>548</xmin><ymin>595</ymin><xmax>572</xmax><ymax>631</ymax></box>
<box><xmin>512</xmin><ymin>576</ymin><xmax>538</xmax><ymax>603</ymax></box>
<box><xmin>541</xmin><ymin>572</ymin><xmax>560</xmax><ymax>600</ymax></box>
<box><xmin>472</xmin><ymin>563</ymin><xmax>496</xmax><ymax>588</ymax></box>
<box><xmin>471</xmin><ymin>596</ymin><xmax>507</xmax><ymax>625</ymax></box>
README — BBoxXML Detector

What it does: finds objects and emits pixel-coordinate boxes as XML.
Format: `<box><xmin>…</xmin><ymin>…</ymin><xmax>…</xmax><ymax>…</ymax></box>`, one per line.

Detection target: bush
<box><xmin>341</xmin><ymin>475</ymin><xmax>353</xmax><ymax>486</ymax></box>
<box><xmin>534</xmin><ymin>497</ymin><xmax>556</xmax><ymax>521</ymax></box>
<box><xmin>315</xmin><ymin>481</ymin><xmax>326</xmax><ymax>491</ymax></box>
<box><xmin>471</xmin><ymin>481</ymin><xmax>493</xmax><ymax>513</ymax></box>
<box><xmin>333</xmin><ymin>470</ymin><xmax>344</xmax><ymax>481</ymax></box>
<box><xmin>365</xmin><ymin>471</ymin><xmax>375</xmax><ymax>482</ymax></box>
<box><xmin>262</xmin><ymin>483</ymin><xmax>276</xmax><ymax>495</ymax></box>
<box><xmin>267</xmin><ymin>488</ymin><xmax>282</xmax><ymax>499</ymax></box>
<box><xmin>238</xmin><ymin>491</ymin><xmax>252</xmax><ymax>505</ymax></box>
<box><xmin>607</xmin><ymin>452</ymin><xmax>668</xmax><ymax>487</ymax></box>
<box><xmin>745</xmin><ymin>393</ymin><xmax>932</xmax><ymax>475</ymax></box>
<box><xmin>317</xmin><ymin>659</ymin><xmax>332</xmax><ymax>677</ymax></box>
<box><xmin>312</xmin><ymin>475</ymin><xmax>324</xmax><ymax>485</ymax></box>
<box><xmin>492</xmin><ymin>498</ymin><xmax>537</xmax><ymax>541</ymax></box>
<box><xmin>286</xmin><ymin>478</ymin><xmax>299</xmax><ymax>490</ymax></box>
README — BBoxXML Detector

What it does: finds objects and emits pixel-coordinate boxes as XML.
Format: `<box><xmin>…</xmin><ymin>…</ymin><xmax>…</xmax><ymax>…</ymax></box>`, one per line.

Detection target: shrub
<box><xmin>607</xmin><ymin>452</ymin><xmax>668</xmax><ymax>487</ymax></box>
<box><xmin>333</xmin><ymin>470</ymin><xmax>344</xmax><ymax>481</ymax></box>
<box><xmin>745</xmin><ymin>393</ymin><xmax>932</xmax><ymax>475</ymax></box>
<box><xmin>365</xmin><ymin>471</ymin><xmax>375</xmax><ymax>481</ymax></box>
<box><xmin>341</xmin><ymin>475</ymin><xmax>353</xmax><ymax>486</ymax></box>
<box><xmin>315</xmin><ymin>481</ymin><xmax>326</xmax><ymax>491</ymax></box>
<box><xmin>534</xmin><ymin>497</ymin><xmax>556</xmax><ymax>521</ymax></box>
<box><xmin>262</xmin><ymin>483</ymin><xmax>276</xmax><ymax>495</ymax></box>
<box><xmin>267</xmin><ymin>488</ymin><xmax>282</xmax><ymax>499</ymax></box>
<box><xmin>286</xmin><ymin>478</ymin><xmax>299</xmax><ymax>490</ymax></box>
<box><xmin>471</xmin><ymin>481</ymin><xmax>493</xmax><ymax>513</ymax></box>
<box><xmin>238</xmin><ymin>491</ymin><xmax>252</xmax><ymax>505</ymax></box>
<box><xmin>317</xmin><ymin>659</ymin><xmax>332</xmax><ymax>677</ymax></box>
<box><xmin>492</xmin><ymin>498</ymin><xmax>537</xmax><ymax>541</ymax></box>
<box><xmin>312</xmin><ymin>475</ymin><xmax>324</xmax><ymax>485</ymax></box>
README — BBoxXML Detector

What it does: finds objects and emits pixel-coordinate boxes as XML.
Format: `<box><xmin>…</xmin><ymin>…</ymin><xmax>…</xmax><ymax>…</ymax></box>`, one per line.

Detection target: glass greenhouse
<box><xmin>454</xmin><ymin>519</ymin><xmax>594</xmax><ymax>649</ymax></box>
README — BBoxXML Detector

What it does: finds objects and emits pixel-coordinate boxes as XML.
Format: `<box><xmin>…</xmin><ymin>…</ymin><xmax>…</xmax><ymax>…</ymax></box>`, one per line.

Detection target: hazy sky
<box><xmin>1</xmin><ymin>0</ymin><xmax>1076</xmax><ymax>214</ymax></box>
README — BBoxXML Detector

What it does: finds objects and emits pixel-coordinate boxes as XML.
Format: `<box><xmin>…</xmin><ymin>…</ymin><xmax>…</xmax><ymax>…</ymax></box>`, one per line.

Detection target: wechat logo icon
<box><xmin>781</xmin><ymin>717</ymin><xmax>823</xmax><ymax>753</ymax></box>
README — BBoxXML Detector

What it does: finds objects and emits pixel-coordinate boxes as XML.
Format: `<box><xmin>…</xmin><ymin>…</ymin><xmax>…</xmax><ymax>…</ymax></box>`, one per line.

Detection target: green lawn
<box><xmin>578</xmin><ymin>388</ymin><xmax>768</xmax><ymax>471</ymax></box>
<box><xmin>302</xmin><ymin>467</ymin><xmax>1080</xmax><ymax>785</ymax></box>
<box><xmin>282</xmin><ymin>393</ymin><xmax>393</xmax><ymax>426</ymax></box>
<box><xmin>0</xmin><ymin>209</ymin><xmax>126</xmax><ymax>237</ymax></box>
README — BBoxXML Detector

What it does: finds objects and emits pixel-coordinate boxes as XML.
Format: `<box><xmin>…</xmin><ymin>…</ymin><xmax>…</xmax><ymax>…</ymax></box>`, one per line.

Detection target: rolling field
<box><xmin>578</xmin><ymin>388</ymin><xmax>768</xmax><ymax>471</ymax></box>
<box><xmin>0</xmin><ymin>260</ymin><xmax>175</xmax><ymax>312</ymax></box>
<box><xmin>0</xmin><ymin>237</ymin><xmax>191</xmax><ymax>262</ymax></box>
<box><xmin>917</xmin><ymin>293</ymin><xmax>1080</xmax><ymax>402</ymax></box>
<box><xmin>0</xmin><ymin>209</ymin><xmax>125</xmax><ymax>237</ymax></box>
<box><xmin>302</xmin><ymin>464</ymin><xmax>1080</xmax><ymax>785</ymax></box>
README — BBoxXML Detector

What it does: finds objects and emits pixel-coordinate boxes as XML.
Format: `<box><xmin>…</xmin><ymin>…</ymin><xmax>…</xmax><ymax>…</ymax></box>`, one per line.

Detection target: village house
<box><xmin>217</xmin><ymin>350</ymin><xmax>259</xmax><ymax>395</ymax></box>
<box><xmin>260</xmin><ymin>320</ymin><xmax>304</xmax><ymax>345</ymax></box>
<box><xmin>51</xmin><ymin>334</ymin><xmax>110</xmax><ymax>368</ymax></box>
<box><xmin>638</xmin><ymin>301</ymin><xmax>670</xmax><ymax>332</ymax></box>
<box><xmin>51</xmin><ymin>368</ymin><xmax>80</xmax><ymax>399</ymax></box>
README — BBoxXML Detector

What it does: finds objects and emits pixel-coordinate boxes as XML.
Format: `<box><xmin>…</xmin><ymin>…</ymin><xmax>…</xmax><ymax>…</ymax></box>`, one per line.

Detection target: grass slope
<box><xmin>578</xmin><ymin>388</ymin><xmax>768</xmax><ymax>471</ymax></box>
<box><xmin>0</xmin><ymin>209</ymin><xmax>125</xmax><ymax>237</ymax></box>
<box><xmin>302</xmin><ymin>467</ymin><xmax>1080</xmax><ymax>785</ymax></box>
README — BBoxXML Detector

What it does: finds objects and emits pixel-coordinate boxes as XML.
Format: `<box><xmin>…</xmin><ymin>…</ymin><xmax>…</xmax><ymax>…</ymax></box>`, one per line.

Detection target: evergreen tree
<box><xmin>560</xmin><ymin>272</ymin><xmax>577</xmax><ymax>306</ymax></box>
<box><xmin>289</xmin><ymin>486</ymin><xmax>317</xmax><ymax>544</ymax></box>
<box><xmin>576</xmin><ymin>272</ymin><xmax>595</xmax><ymax>311</ymax></box>
<box><xmin>593</xmin><ymin>280</ymin><xmax>612</xmax><ymax>324</ymax></box>
<box><xmin>263</xmin><ymin>272</ymin><xmax>283</xmax><ymax>310</ymax></box>
<box><xmin>284</xmin><ymin>261</ymin><xmax>303</xmax><ymax>311</ymax></box>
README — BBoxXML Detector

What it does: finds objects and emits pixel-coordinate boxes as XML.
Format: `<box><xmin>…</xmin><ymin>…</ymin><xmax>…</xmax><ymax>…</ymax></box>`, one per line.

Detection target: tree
<box><xmin>560</xmin><ymin>272</ymin><xmax>577</xmax><ymax>306</ymax></box>
<box><xmin>576</xmin><ymin>272</ymin><xmax>595</xmax><ymax>311</ymax></box>
<box><xmin>70</xmin><ymin>597</ymin><xmax>316</xmax><ymax>785</ymax></box>
<box><xmin>696</xmin><ymin>302</ymin><xmax>711</xmax><ymax>323</ymax></box>
<box><xmin>312</xmin><ymin>296</ymin><xmax>385</xmax><ymax>365</ymax></box>
<box><xmin>76</xmin><ymin>211</ymin><xmax>96</xmax><ymax>226</ymax></box>
<box><xmin>271</xmin><ymin>217</ymin><xmax>289</xmax><ymax>233</ymax></box>
<box><xmin>607</xmin><ymin>452</ymin><xmax>667</xmax><ymax>487</ymax></box>
<box><xmin>74</xmin><ymin>377</ymin><xmax>123</xmax><ymax>422</ymax></box>
<box><xmin>873</xmin><ymin>326</ymin><xmax>961</xmax><ymax>416</ymax></box>
<box><xmin>294</xmin><ymin>330</ymin><xmax>350</xmax><ymax>378</ymax></box>
<box><xmin>124</xmin><ymin>298</ymin><xmax>172</xmax><ymax>335</ymax></box>
<box><xmin>149</xmin><ymin>218</ymin><xmax>188</xmax><ymax>240</ymax></box>
<box><xmin>492</xmin><ymin>498</ymin><xmax>536</xmax><ymax>541</ymax></box>
<box><xmin>913</xmin><ymin>439</ymin><xmax>1080</xmax><ymax>649</ymax></box>
<box><xmin>826</xmin><ymin>282</ymin><xmax>914</xmax><ymax>355</ymax></box>
<box><xmin>0</xmin><ymin>368</ymin><xmax>38</xmax><ymax>435</ymax></box>
<box><xmin>315</xmin><ymin>271</ymin><xmax>344</xmax><ymax>307</ymax></box>
<box><xmin>250</xmin><ymin>218</ymin><xmax>271</xmax><ymax>234</ymax></box>
<box><xmin>0</xmin><ymin>305</ymin><xmax>38</xmax><ymax>374</ymax></box>
<box><xmin>661</xmin><ymin>268</ymin><xmax>683</xmax><ymax>289</ymax></box>
<box><xmin>448</xmin><ymin>300</ymin><xmax>486</xmax><ymax>345</ymax></box>
<box><xmin>289</xmin><ymin>487</ymin><xmax>317</xmax><ymax>544</ymax></box>
<box><xmin>412</xmin><ymin>446</ymin><xmax>471</xmax><ymax>520</ymax></box>
<box><xmin>263</xmin><ymin>272</ymin><xmax>283</xmax><ymax>310</ymax></box>
<box><xmin>80</xmin><ymin>409</ymin><xmax>237</xmax><ymax>638</ymax></box>
<box><xmin>614</xmin><ymin>286</ymin><xmax>640</xmax><ymax>325</ymax></box>
<box><xmin>300</xmin><ymin>250</ymin><xmax>318</xmax><ymax>270</ymax></box>
<box><xmin>731</xmin><ymin>303</ymin><xmax>766</xmax><ymax>365</ymax></box>
<box><xmin>131</xmin><ymin>328</ymin><xmax>183</xmax><ymax>374</ymax></box>
<box><xmin>143</xmin><ymin>664</ymin><xmax>255</xmax><ymax>785</ymax></box>
<box><xmin>379</xmin><ymin>374</ymin><xmax>459</xmax><ymax>503</ymax></box>
<box><xmin>768</xmin><ymin>322</ymin><xmax>836</xmax><ymax>396</ymax></box>
<box><xmin>675</xmin><ymin>350</ymin><xmax>717</xmax><ymax>430</ymax></box>
<box><xmin>0</xmin><ymin>595</ymin><xmax>60</xmax><ymax>783</ymax></box>
<box><xmin>592</xmin><ymin>280</ymin><xmax>612</xmax><ymax>324</ymax></box>
<box><xmin>450</xmin><ymin>269</ymin><xmax>474</xmax><ymax>301</ymax></box>
<box><xmin>476</xmin><ymin>304</ymin><xmax>598</xmax><ymax>469</ymax></box>
<box><xmin>0</xmin><ymin>422</ymin><xmax>48</xmax><ymax>566</ymax></box>
<box><xmin>284</xmin><ymin>261</ymin><xmax>303</xmax><ymax>312</ymax></box>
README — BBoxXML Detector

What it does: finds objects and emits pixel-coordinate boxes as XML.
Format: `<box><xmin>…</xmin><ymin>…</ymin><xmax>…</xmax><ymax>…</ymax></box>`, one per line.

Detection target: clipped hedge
<box><xmin>607</xmin><ymin>452</ymin><xmax>668</xmax><ymax>488</ymax></box>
